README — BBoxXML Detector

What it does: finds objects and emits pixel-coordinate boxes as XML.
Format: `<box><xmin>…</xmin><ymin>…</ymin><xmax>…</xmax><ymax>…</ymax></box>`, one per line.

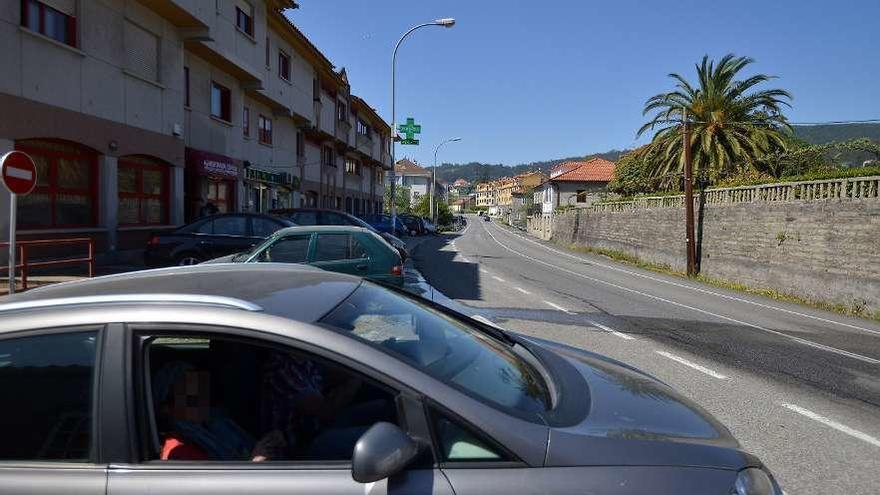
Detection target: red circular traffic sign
<box><xmin>1</xmin><ymin>151</ymin><xmax>37</xmax><ymax>195</ymax></box>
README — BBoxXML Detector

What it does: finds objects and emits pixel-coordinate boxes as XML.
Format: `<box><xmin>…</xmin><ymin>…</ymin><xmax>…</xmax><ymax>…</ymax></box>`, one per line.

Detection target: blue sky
<box><xmin>289</xmin><ymin>1</ymin><xmax>880</xmax><ymax>167</ymax></box>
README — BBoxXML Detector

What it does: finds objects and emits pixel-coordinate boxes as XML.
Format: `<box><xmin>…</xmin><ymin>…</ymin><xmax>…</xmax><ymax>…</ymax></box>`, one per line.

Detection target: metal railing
<box><xmin>0</xmin><ymin>238</ymin><xmax>95</xmax><ymax>292</ymax></box>
<box><xmin>589</xmin><ymin>175</ymin><xmax>880</xmax><ymax>212</ymax></box>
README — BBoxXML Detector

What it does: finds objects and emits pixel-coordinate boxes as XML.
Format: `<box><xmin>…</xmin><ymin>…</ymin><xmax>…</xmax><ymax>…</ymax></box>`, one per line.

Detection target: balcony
<box><xmin>356</xmin><ymin>133</ymin><xmax>373</xmax><ymax>155</ymax></box>
<box><xmin>139</xmin><ymin>0</ymin><xmax>210</xmax><ymax>29</ymax></box>
<box><xmin>336</xmin><ymin>120</ymin><xmax>352</xmax><ymax>145</ymax></box>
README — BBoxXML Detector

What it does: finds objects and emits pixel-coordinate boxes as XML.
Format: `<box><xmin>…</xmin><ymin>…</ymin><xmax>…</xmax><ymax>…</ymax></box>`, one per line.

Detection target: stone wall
<box><xmin>548</xmin><ymin>198</ymin><xmax>880</xmax><ymax>313</ymax></box>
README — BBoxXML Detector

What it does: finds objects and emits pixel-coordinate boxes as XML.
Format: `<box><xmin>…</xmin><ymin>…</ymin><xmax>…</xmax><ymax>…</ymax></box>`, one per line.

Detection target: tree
<box><xmin>383</xmin><ymin>184</ymin><xmax>411</xmax><ymax>214</ymax></box>
<box><xmin>413</xmin><ymin>195</ymin><xmax>454</xmax><ymax>226</ymax></box>
<box><xmin>638</xmin><ymin>54</ymin><xmax>793</xmax><ymax>184</ymax></box>
<box><xmin>607</xmin><ymin>146</ymin><xmax>658</xmax><ymax>195</ymax></box>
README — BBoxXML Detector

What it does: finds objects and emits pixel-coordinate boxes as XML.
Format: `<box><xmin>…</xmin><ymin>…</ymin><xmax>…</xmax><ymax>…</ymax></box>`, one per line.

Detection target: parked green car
<box><xmin>211</xmin><ymin>225</ymin><xmax>405</xmax><ymax>286</ymax></box>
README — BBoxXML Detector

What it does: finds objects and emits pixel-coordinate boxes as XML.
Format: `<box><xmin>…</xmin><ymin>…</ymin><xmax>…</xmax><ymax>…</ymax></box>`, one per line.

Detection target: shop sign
<box><xmin>186</xmin><ymin>148</ymin><xmax>239</xmax><ymax>179</ymax></box>
<box><xmin>246</xmin><ymin>167</ymin><xmax>294</xmax><ymax>187</ymax></box>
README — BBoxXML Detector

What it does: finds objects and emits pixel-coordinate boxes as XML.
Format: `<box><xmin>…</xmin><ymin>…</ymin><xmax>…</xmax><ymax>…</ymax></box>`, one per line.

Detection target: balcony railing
<box><xmin>589</xmin><ymin>175</ymin><xmax>880</xmax><ymax>213</ymax></box>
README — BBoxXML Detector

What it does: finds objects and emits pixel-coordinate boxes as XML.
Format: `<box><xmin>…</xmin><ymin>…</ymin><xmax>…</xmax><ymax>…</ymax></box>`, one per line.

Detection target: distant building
<box><xmin>534</xmin><ymin>159</ymin><xmax>616</xmax><ymax>213</ymax></box>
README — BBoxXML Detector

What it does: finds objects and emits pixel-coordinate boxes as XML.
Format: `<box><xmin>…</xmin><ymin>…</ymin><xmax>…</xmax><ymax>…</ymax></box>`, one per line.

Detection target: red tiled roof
<box><xmin>549</xmin><ymin>161</ymin><xmax>583</xmax><ymax>178</ymax></box>
<box><xmin>550</xmin><ymin>158</ymin><xmax>616</xmax><ymax>183</ymax></box>
<box><xmin>395</xmin><ymin>159</ymin><xmax>431</xmax><ymax>176</ymax></box>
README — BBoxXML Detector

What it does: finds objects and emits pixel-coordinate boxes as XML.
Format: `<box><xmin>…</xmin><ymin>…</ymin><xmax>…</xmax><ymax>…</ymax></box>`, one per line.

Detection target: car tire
<box><xmin>175</xmin><ymin>253</ymin><xmax>203</xmax><ymax>266</ymax></box>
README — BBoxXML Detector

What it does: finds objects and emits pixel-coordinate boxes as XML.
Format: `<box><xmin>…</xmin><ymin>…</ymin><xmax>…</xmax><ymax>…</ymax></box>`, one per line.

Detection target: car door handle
<box><xmin>356</xmin><ymin>263</ymin><xmax>368</xmax><ymax>271</ymax></box>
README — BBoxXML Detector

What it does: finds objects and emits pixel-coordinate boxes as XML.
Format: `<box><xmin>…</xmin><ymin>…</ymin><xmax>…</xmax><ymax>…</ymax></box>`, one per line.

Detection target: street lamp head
<box><xmin>434</xmin><ymin>18</ymin><xmax>456</xmax><ymax>28</ymax></box>
<box><xmin>450</xmin><ymin>137</ymin><xmax>462</xmax><ymax>142</ymax></box>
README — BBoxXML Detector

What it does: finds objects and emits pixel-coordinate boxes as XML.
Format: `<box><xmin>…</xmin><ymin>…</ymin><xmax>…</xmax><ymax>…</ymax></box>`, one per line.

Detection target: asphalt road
<box><xmin>413</xmin><ymin>214</ymin><xmax>880</xmax><ymax>495</ymax></box>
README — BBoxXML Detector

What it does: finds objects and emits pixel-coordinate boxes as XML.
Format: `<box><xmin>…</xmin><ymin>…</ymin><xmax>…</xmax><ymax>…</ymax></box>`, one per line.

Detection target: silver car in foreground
<box><xmin>0</xmin><ymin>264</ymin><xmax>780</xmax><ymax>495</ymax></box>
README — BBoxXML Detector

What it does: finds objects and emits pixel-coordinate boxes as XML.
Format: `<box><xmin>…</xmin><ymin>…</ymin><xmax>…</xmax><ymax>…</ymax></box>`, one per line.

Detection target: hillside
<box><xmin>432</xmin><ymin>149</ymin><xmax>629</xmax><ymax>184</ymax></box>
<box><xmin>792</xmin><ymin>123</ymin><xmax>880</xmax><ymax>166</ymax></box>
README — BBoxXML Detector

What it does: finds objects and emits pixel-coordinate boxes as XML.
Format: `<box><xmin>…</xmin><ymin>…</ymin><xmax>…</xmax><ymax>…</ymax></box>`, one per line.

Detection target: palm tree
<box><xmin>638</xmin><ymin>54</ymin><xmax>792</xmax><ymax>183</ymax></box>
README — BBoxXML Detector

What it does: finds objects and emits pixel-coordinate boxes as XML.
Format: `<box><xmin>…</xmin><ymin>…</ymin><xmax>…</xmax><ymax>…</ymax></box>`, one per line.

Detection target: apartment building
<box><xmin>0</xmin><ymin>0</ymin><xmax>390</xmax><ymax>256</ymax></box>
<box><xmin>475</xmin><ymin>181</ymin><xmax>495</xmax><ymax>208</ymax></box>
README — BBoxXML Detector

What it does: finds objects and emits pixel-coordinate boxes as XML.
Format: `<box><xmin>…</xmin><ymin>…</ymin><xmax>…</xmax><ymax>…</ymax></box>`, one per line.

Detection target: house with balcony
<box><xmin>0</xmin><ymin>0</ymin><xmax>391</xmax><ymax>258</ymax></box>
<box><xmin>391</xmin><ymin>158</ymin><xmax>432</xmax><ymax>207</ymax></box>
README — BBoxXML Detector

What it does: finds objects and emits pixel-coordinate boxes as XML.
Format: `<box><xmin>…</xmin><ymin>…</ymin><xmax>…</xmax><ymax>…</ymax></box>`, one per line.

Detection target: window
<box><xmin>259</xmin><ymin>235</ymin><xmax>311</xmax><ymax>263</ymax></box>
<box><xmin>118</xmin><ymin>157</ymin><xmax>170</xmax><ymax>226</ymax></box>
<box><xmin>0</xmin><ymin>330</ymin><xmax>98</xmax><ymax>461</ymax></box>
<box><xmin>21</xmin><ymin>0</ymin><xmax>77</xmax><ymax>47</ymax></box>
<box><xmin>265</xmin><ymin>36</ymin><xmax>270</xmax><ymax>67</ymax></box>
<box><xmin>211</xmin><ymin>82</ymin><xmax>231</xmax><ymax>122</ymax></box>
<box><xmin>251</xmin><ymin>217</ymin><xmax>282</xmax><ymax>238</ymax></box>
<box><xmin>235</xmin><ymin>4</ymin><xmax>253</xmax><ymax>36</ymax></box>
<box><xmin>16</xmin><ymin>140</ymin><xmax>97</xmax><ymax>229</ymax></box>
<box><xmin>313</xmin><ymin>234</ymin><xmax>366</xmax><ymax>262</ymax></box>
<box><xmin>184</xmin><ymin>66</ymin><xmax>190</xmax><ymax>107</ymax></box>
<box><xmin>212</xmin><ymin>216</ymin><xmax>247</xmax><ymax>236</ymax></box>
<box><xmin>431</xmin><ymin>410</ymin><xmax>505</xmax><ymax>462</ymax></box>
<box><xmin>312</xmin><ymin>78</ymin><xmax>320</xmax><ymax>102</ymax></box>
<box><xmin>258</xmin><ymin>115</ymin><xmax>273</xmax><ymax>145</ymax></box>
<box><xmin>278</xmin><ymin>50</ymin><xmax>291</xmax><ymax>81</ymax></box>
<box><xmin>576</xmin><ymin>189</ymin><xmax>586</xmax><ymax>203</ymax></box>
<box><xmin>337</xmin><ymin>102</ymin><xmax>347</xmax><ymax>122</ymax></box>
<box><xmin>291</xmin><ymin>211</ymin><xmax>317</xmax><ymax>225</ymax></box>
<box><xmin>345</xmin><ymin>158</ymin><xmax>360</xmax><ymax>175</ymax></box>
<box><xmin>322</xmin><ymin>146</ymin><xmax>335</xmax><ymax>167</ymax></box>
<box><xmin>140</xmin><ymin>333</ymin><xmax>396</xmax><ymax>461</ymax></box>
<box><xmin>242</xmin><ymin>107</ymin><xmax>250</xmax><ymax>137</ymax></box>
<box><xmin>124</xmin><ymin>20</ymin><xmax>160</xmax><ymax>82</ymax></box>
<box><xmin>296</xmin><ymin>132</ymin><xmax>305</xmax><ymax>157</ymax></box>
<box><xmin>320</xmin><ymin>283</ymin><xmax>551</xmax><ymax>421</ymax></box>
<box><xmin>356</xmin><ymin>120</ymin><xmax>370</xmax><ymax>137</ymax></box>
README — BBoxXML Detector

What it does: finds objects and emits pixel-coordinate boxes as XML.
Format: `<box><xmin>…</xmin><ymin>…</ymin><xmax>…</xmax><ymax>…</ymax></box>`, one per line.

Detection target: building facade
<box><xmin>390</xmin><ymin>159</ymin><xmax>433</xmax><ymax>207</ymax></box>
<box><xmin>0</xmin><ymin>0</ymin><xmax>390</xmax><ymax>257</ymax></box>
<box><xmin>535</xmin><ymin>159</ymin><xmax>615</xmax><ymax>213</ymax></box>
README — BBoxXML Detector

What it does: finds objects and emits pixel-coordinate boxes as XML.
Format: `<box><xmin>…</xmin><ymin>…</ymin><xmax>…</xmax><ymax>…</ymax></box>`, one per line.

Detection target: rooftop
<box><xmin>395</xmin><ymin>159</ymin><xmax>432</xmax><ymax>176</ymax></box>
<box><xmin>549</xmin><ymin>158</ymin><xmax>616</xmax><ymax>183</ymax></box>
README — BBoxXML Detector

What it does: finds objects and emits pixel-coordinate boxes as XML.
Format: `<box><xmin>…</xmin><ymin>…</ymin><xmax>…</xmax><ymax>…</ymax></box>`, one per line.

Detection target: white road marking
<box><xmin>492</xmin><ymin>275</ymin><xmax>506</xmax><ymax>283</ymax></box>
<box><xmin>514</xmin><ymin>287</ymin><xmax>531</xmax><ymax>295</ymax></box>
<box><xmin>589</xmin><ymin>320</ymin><xmax>635</xmax><ymax>340</ymax></box>
<box><xmin>544</xmin><ymin>300</ymin><xmax>574</xmax><ymax>315</ymax></box>
<box><xmin>481</xmin><ymin>221</ymin><xmax>880</xmax><ymax>365</ymax></box>
<box><xmin>479</xmin><ymin>268</ymin><xmax>489</xmax><ymax>274</ymax></box>
<box><xmin>494</xmin><ymin>224</ymin><xmax>880</xmax><ymax>337</ymax></box>
<box><xmin>781</xmin><ymin>403</ymin><xmax>880</xmax><ymax>448</ymax></box>
<box><xmin>656</xmin><ymin>351</ymin><xmax>728</xmax><ymax>379</ymax></box>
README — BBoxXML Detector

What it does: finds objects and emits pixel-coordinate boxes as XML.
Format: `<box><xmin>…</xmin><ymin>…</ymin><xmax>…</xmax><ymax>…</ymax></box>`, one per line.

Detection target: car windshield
<box><xmin>320</xmin><ymin>283</ymin><xmax>551</xmax><ymax>421</ymax></box>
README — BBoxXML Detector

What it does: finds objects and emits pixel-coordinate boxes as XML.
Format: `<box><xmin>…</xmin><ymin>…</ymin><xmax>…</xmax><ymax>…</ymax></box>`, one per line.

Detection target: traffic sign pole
<box><xmin>7</xmin><ymin>193</ymin><xmax>15</xmax><ymax>295</ymax></box>
<box><xmin>1</xmin><ymin>150</ymin><xmax>38</xmax><ymax>295</ymax></box>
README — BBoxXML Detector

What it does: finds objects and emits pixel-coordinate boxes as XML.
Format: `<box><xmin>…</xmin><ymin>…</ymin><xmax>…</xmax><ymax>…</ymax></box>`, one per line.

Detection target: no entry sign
<box><xmin>1</xmin><ymin>151</ymin><xmax>37</xmax><ymax>195</ymax></box>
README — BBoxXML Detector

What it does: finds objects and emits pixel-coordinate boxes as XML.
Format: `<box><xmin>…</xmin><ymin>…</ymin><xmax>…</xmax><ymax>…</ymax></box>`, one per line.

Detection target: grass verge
<box><xmin>540</xmin><ymin>239</ymin><xmax>880</xmax><ymax>322</ymax></box>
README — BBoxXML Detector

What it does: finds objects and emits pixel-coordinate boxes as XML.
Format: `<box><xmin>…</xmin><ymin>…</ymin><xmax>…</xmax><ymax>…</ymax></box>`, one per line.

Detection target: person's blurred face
<box><xmin>170</xmin><ymin>370</ymin><xmax>211</xmax><ymax>423</ymax></box>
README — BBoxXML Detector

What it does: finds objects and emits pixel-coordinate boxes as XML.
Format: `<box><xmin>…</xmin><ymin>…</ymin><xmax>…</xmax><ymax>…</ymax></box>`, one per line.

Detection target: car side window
<box><xmin>259</xmin><ymin>235</ymin><xmax>311</xmax><ymax>263</ymax></box>
<box><xmin>252</xmin><ymin>217</ymin><xmax>282</xmax><ymax>238</ymax></box>
<box><xmin>139</xmin><ymin>333</ymin><xmax>397</xmax><ymax>462</ymax></box>
<box><xmin>292</xmin><ymin>211</ymin><xmax>318</xmax><ymax>225</ymax></box>
<box><xmin>0</xmin><ymin>330</ymin><xmax>99</xmax><ymax>461</ymax></box>
<box><xmin>184</xmin><ymin>219</ymin><xmax>213</xmax><ymax>234</ymax></box>
<box><xmin>350</xmin><ymin>235</ymin><xmax>369</xmax><ymax>259</ymax></box>
<box><xmin>212</xmin><ymin>216</ymin><xmax>247</xmax><ymax>236</ymax></box>
<box><xmin>430</xmin><ymin>410</ymin><xmax>506</xmax><ymax>462</ymax></box>
<box><xmin>313</xmin><ymin>234</ymin><xmax>351</xmax><ymax>262</ymax></box>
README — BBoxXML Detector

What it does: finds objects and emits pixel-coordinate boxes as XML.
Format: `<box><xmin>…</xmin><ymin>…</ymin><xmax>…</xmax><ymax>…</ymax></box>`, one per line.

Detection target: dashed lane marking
<box><xmin>656</xmin><ymin>351</ymin><xmax>729</xmax><ymax>379</ymax></box>
<box><xmin>781</xmin><ymin>403</ymin><xmax>880</xmax><ymax>448</ymax></box>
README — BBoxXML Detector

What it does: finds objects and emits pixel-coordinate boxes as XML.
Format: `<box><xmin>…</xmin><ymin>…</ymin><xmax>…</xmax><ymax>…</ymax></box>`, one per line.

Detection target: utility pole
<box><xmin>683</xmin><ymin>110</ymin><xmax>697</xmax><ymax>277</ymax></box>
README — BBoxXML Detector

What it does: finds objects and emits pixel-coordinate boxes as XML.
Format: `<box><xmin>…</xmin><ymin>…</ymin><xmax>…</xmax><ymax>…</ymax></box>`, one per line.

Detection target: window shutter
<box><xmin>124</xmin><ymin>20</ymin><xmax>159</xmax><ymax>82</ymax></box>
<box><xmin>42</xmin><ymin>0</ymin><xmax>76</xmax><ymax>16</ymax></box>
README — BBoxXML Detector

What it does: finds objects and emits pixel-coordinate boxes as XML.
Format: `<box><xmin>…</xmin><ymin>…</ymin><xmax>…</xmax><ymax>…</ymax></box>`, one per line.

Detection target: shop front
<box><xmin>243</xmin><ymin>167</ymin><xmax>299</xmax><ymax>213</ymax></box>
<box><xmin>185</xmin><ymin>148</ymin><xmax>241</xmax><ymax>222</ymax></box>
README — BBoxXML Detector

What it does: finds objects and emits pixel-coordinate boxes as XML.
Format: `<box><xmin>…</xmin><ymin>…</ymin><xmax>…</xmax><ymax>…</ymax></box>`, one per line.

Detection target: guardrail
<box><xmin>589</xmin><ymin>175</ymin><xmax>880</xmax><ymax>212</ymax></box>
<box><xmin>0</xmin><ymin>238</ymin><xmax>95</xmax><ymax>291</ymax></box>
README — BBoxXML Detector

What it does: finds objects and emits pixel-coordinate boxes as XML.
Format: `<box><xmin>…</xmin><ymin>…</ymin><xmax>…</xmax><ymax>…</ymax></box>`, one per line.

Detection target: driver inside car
<box><xmin>154</xmin><ymin>362</ymin><xmax>285</xmax><ymax>461</ymax></box>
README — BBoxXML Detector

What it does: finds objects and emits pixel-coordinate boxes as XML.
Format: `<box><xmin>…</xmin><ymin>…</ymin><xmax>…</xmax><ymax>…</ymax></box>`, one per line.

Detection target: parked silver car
<box><xmin>0</xmin><ymin>264</ymin><xmax>779</xmax><ymax>495</ymax></box>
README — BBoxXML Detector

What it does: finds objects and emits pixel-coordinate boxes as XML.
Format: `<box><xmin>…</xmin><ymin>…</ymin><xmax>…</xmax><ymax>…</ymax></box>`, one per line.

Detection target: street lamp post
<box><xmin>432</xmin><ymin>137</ymin><xmax>462</xmax><ymax>224</ymax></box>
<box><xmin>390</xmin><ymin>18</ymin><xmax>455</xmax><ymax>232</ymax></box>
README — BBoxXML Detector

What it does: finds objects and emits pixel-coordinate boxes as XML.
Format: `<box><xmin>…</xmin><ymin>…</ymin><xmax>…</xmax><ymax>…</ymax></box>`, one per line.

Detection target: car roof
<box><xmin>0</xmin><ymin>264</ymin><xmax>361</xmax><ymax>324</ymax></box>
<box><xmin>271</xmin><ymin>225</ymin><xmax>372</xmax><ymax>236</ymax></box>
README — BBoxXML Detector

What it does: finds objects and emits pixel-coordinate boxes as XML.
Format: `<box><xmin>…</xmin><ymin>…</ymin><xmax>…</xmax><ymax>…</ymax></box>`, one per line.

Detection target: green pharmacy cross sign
<box><xmin>398</xmin><ymin>118</ymin><xmax>421</xmax><ymax>146</ymax></box>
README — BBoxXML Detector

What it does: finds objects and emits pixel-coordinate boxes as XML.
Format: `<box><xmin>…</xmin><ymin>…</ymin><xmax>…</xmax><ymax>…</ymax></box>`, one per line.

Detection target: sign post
<box><xmin>1</xmin><ymin>151</ymin><xmax>38</xmax><ymax>295</ymax></box>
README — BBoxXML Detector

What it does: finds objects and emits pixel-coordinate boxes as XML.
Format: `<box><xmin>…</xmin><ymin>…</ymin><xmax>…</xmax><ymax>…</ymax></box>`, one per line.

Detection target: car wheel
<box><xmin>175</xmin><ymin>253</ymin><xmax>203</xmax><ymax>266</ymax></box>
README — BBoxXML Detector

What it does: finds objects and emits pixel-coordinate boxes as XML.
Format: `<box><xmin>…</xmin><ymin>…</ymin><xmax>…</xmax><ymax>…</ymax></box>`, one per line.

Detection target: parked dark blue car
<box><xmin>360</xmin><ymin>214</ymin><xmax>406</xmax><ymax>237</ymax></box>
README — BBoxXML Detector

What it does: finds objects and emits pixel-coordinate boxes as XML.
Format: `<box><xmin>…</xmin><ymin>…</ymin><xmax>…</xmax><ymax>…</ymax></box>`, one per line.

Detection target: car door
<box><xmin>106</xmin><ymin>325</ymin><xmax>454</xmax><ymax>495</ymax></box>
<box><xmin>0</xmin><ymin>327</ymin><xmax>107</xmax><ymax>495</ymax></box>
<box><xmin>254</xmin><ymin>234</ymin><xmax>313</xmax><ymax>264</ymax></box>
<box><xmin>310</xmin><ymin>233</ymin><xmax>369</xmax><ymax>277</ymax></box>
<box><xmin>205</xmin><ymin>215</ymin><xmax>251</xmax><ymax>259</ymax></box>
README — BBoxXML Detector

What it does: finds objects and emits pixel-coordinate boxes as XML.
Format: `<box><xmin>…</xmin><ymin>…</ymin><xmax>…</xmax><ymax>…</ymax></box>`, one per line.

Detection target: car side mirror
<box><xmin>351</xmin><ymin>422</ymin><xmax>419</xmax><ymax>483</ymax></box>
